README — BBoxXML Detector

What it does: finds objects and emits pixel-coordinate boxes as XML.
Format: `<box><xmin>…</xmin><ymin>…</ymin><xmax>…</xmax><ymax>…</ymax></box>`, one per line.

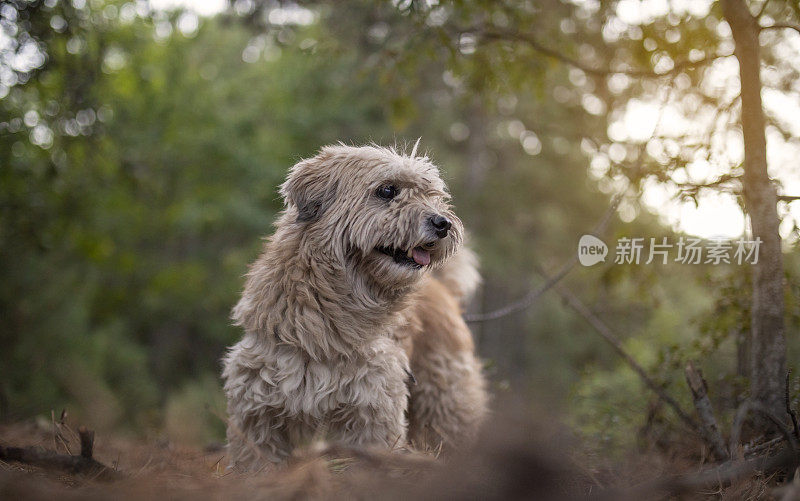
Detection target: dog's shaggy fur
<box><xmin>222</xmin><ymin>144</ymin><xmax>488</xmax><ymax>469</ymax></box>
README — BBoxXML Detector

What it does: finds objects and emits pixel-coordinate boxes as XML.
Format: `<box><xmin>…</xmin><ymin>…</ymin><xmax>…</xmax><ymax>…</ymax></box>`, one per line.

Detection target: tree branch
<box><xmin>474</xmin><ymin>28</ymin><xmax>726</xmax><ymax>78</ymax></box>
<box><xmin>755</xmin><ymin>0</ymin><xmax>772</xmax><ymax>19</ymax></box>
<box><xmin>547</xmin><ymin>279</ymin><xmax>701</xmax><ymax>433</ymax></box>
<box><xmin>760</xmin><ymin>23</ymin><xmax>800</xmax><ymax>35</ymax></box>
<box><xmin>675</xmin><ymin>173</ymin><xmax>743</xmax><ymax>199</ymax></box>
<box><xmin>464</xmin><ymin>194</ymin><xmax>622</xmax><ymax>322</ymax></box>
<box><xmin>764</xmin><ymin>111</ymin><xmax>796</xmax><ymax>141</ymax></box>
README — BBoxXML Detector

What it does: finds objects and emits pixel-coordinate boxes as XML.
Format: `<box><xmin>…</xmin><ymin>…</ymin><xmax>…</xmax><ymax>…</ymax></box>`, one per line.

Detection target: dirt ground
<box><xmin>0</xmin><ymin>410</ymin><xmax>590</xmax><ymax>500</ymax></box>
<box><xmin>1</xmin><ymin>415</ymin><xmax>796</xmax><ymax>500</ymax></box>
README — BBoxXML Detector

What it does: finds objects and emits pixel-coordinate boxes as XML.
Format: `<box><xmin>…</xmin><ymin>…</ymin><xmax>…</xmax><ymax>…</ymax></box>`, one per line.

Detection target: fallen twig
<box><xmin>79</xmin><ymin>426</ymin><xmax>94</xmax><ymax>459</ymax></box>
<box><xmin>685</xmin><ymin>361</ymin><xmax>728</xmax><ymax>461</ymax></box>
<box><xmin>596</xmin><ymin>447</ymin><xmax>800</xmax><ymax>500</ymax></box>
<box><xmin>730</xmin><ymin>401</ymin><xmax>799</xmax><ymax>457</ymax></box>
<box><xmin>745</xmin><ymin>436</ymin><xmax>785</xmax><ymax>457</ymax></box>
<box><xmin>0</xmin><ymin>427</ymin><xmax>119</xmax><ymax>480</ymax></box>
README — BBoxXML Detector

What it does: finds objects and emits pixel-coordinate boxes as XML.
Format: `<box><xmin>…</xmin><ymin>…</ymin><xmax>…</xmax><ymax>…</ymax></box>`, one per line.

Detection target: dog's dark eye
<box><xmin>376</xmin><ymin>184</ymin><xmax>399</xmax><ymax>200</ymax></box>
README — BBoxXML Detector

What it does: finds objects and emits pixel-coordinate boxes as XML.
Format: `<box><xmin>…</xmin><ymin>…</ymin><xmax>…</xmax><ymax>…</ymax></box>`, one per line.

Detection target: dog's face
<box><xmin>280</xmin><ymin>145</ymin><xmax>463</xmax><ymax>290</ymax></box>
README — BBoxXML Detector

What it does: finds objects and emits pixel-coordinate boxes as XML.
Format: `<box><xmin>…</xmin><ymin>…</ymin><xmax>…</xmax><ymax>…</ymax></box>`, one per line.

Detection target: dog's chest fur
<box><xmin>223</xmin><ymin>332</ymin><xmax>409</xmax><ymax>421</ymax></box>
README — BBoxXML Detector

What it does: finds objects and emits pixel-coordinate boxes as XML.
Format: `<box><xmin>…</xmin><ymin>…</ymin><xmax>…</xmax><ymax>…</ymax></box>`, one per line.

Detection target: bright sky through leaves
<box><xmin>6</xmin><ymin>0</ymin><xmax>798</xmax><ymax>239</ymax></box>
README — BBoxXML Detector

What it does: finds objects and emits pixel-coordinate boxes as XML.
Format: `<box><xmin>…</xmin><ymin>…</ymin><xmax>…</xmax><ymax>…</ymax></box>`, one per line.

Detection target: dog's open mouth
<box><xmin>376</xmin><ymin>242</ymin><xmax>435</xmax><ymax>268</ymax></box>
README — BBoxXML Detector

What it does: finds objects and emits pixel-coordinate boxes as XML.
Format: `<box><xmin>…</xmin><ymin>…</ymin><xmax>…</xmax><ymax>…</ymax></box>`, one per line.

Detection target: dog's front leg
<box><xmin>331</xmin><ymin>372</ymin><xmax>409</xmax><ymax>450</ymax></box>
<box><xmin>226</xmin><ymin>409</ymin><xmax>292</xmax><ymax>470</ymax></box>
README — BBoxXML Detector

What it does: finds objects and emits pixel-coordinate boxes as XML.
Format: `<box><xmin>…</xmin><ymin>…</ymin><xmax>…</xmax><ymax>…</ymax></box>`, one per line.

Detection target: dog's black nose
<box><xmin>430</xmin><ymin>214</ymin><xmax>452</xmax><ymax>238</ymax></box>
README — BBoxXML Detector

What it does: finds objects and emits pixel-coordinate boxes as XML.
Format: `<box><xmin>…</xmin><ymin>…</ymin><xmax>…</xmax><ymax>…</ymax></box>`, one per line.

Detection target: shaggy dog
<box><xmin>222</xmin><ymin>144</ymin><xmax>488</xmax><ymax>469</ymax></box>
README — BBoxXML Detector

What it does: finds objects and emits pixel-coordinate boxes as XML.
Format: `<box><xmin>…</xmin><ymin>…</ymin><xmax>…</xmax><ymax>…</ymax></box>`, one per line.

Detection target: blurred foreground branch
<box><xmin>0</xmin><ymin>427</ymin><xmax>118</xmax><ymax>480</ymax></box>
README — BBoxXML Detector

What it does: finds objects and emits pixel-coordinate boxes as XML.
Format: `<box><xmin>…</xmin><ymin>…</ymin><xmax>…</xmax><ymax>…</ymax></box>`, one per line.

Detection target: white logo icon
<box><xmin>578</xmin><ymin>234</ymin><xmax>608</xmax><ymax>267</ymax></box>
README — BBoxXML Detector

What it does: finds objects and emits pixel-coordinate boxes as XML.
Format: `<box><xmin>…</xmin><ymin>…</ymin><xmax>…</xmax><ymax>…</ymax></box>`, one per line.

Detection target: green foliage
<box><xmin>0</xmin><ymin>2</ymin><xmax>390</xmax><ymax>432</ymax></box>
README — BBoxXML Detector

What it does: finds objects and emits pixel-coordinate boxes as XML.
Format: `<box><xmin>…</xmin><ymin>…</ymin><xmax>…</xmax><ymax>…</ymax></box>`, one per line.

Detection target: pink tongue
<box><xmin>411</xmin><ymin>247</ymin><xmax>431</xmax><ymax>266</ymax></box>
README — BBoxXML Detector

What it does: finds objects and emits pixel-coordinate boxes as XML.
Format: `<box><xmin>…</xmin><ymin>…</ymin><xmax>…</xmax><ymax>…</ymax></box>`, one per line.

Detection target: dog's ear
<box><xmin>280</xmin><ymin>157</ymin><xmax>338</xmax><ymax>223</ymax></box>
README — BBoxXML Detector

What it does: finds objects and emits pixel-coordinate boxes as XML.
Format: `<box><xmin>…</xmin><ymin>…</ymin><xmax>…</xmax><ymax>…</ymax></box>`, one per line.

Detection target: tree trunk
<box><xmin>464</xmin><ymin>98</ymin><xmax>489</xmax><ymax>345</ymax></box>
<box><xmin>464</xmin><ymin>100</ymin><xmax>489</xmax><ymax>193</ymax></box>
<box><xmin>735</xmin><ymin>328</ymin><xmax>749</xmax><ymax>380</ymax></box>
<box><xmin>721</xmin><ymin>0</ymin><xmax>786</xmax><ymax>423</ymax></box>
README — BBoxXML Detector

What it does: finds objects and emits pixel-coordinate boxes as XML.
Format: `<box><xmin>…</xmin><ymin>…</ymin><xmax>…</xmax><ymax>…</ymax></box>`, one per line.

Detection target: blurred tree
<box><xmin>720</xmin><ymin>0</ymin><xmax>787</xmax><ymax>425</ymax></box>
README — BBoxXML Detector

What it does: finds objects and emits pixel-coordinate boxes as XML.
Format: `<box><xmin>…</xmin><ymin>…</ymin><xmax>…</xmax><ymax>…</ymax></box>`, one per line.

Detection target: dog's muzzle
<box><xmin>429</xmin><ymin>214</ymin><xmax>452</xmax><ymax>239</ymax></box>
